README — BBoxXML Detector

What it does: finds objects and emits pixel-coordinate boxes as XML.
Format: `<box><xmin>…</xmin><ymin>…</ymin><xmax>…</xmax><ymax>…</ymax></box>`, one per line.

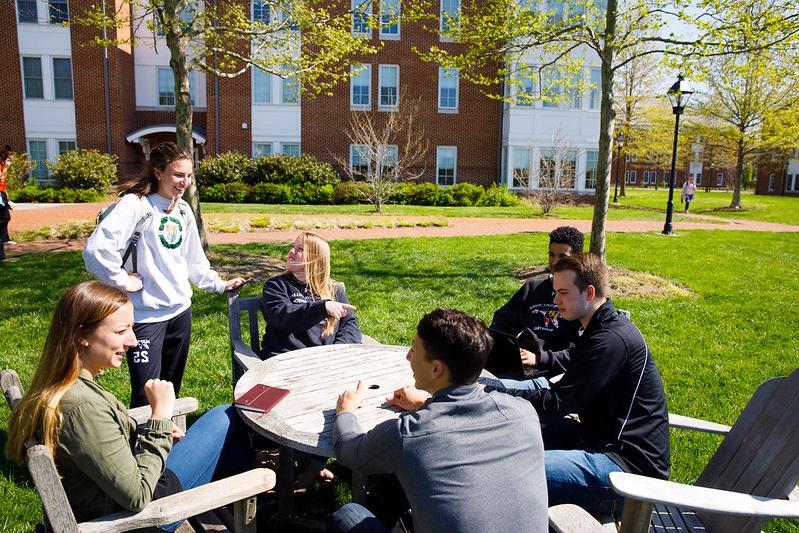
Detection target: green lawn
<box><xmin>1</xmin><ymin>232</ymin><xmax>798</xmax><ymax>531</ymax></box>
<box><xmin>615</xmin><ymin>188</ymin><xmax>799</xmax><ymax>225</ymax></box>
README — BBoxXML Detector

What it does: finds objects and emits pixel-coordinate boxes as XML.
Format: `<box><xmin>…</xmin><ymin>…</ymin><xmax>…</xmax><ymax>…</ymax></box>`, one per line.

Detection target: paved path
<box><xmin>5</xmin><ymin>201</ymin><xmax>798</xmax><ymax>257</ymax></box>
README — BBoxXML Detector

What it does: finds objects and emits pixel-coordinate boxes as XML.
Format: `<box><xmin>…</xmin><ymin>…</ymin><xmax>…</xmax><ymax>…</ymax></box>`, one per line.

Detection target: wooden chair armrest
<box><xmin>548</xmin><ymin>504</ymin><xmax>607</xmax><ymax>533</ymax></box>
<box><xmin>78</xmin><ymin>468</ymin><xmax>276</xmax><ymax>533</ymax></box>
<box><xmin>668</xmin><ymin>413</ymin><xmax>731</xmax><ymax>435</ymax></box>
<box><xmin>609</xmin><ymin>472</ymin><xmax>799</xmax><ymax>519</ymax></box>
<box><xmin>128</xmin><ymin>397</ymin><xmax>200</xmax><ymax>426</ymax></box>
<box><xmin>233</xmin><ymin>339</ymin><xmax>263</xmax><ymax>373</ymax></box>
<box><xmin>360</xmin><ymin>334</ymin><xmax>382</xmax><ymax>346</ymax></box>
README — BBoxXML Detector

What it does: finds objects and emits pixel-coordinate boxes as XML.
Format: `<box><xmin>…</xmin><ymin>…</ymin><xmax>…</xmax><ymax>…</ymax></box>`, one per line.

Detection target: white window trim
<box><xmin>350</xmin><ymin>144</ymin><xmax>369</xmax><ymax>175</ymax></box>
<box><xmin>281</xmin><ymin>143</ymin><xmax>301</xmax><ymax>156</ymax></box>
<box><xmin>438</xmin><ymin>67</ymin><xmax>459</xmax><ymax>112</ymax></box>
<box><xmin>51</xmin><ymin>56</ymin><xmax>74</xmax><ymax>101</ymax></box>
<box><xmin>48</xmin><ymin>0</ymin><xmax>69</xmax><ymax>24</ymax></box>
<box><xmin>17</xmin><ymin>0</ymin><xmax>39</xmax><ymax>23</ymax></box>
<box><xmin>768</xmin><ymin>174</ymin><xmax>775</xmax><ymax>191</ymax></box>
<box><xmin>56</xmin><ymin>139</ymin><xmax>77</xmax><ymax>155</ymax></box>
<box><xmin>252</xmin><ymin>0</ymin><xmax>270</xmax><ymax>23</ymax></box>
<box><xmin>439</xmin><ymin>0</ymin><xmax>460</xmax><ymax>42</ymax></box>
<box><xmin>21</xmin><ymin>56</ymin><xmax>45</xmax><ymax>100</ymax></box>
<box><xmin>27</xmin><ymin>139</ymin><xmax>50</xmax><ymax>178</ymax></box>
<box><xmin>280</xmin><ymin>68</ymin><xmax>301</xmax><ymax>104</ymax></box>
<box><xmin>379</xmin><ymin>0</ymin><xmax>400</xmax><ymax>39</ymax></box>
<box><xmin>157</xmin><ymin>67</ymin><xmax>175</xmax><ymax>107</ymax></box>
<box><xmin>350</xmin><ymin>64</ymin><xmax>371</xmax><ymax>109</ymax></box>
<box><xmin>352</xmin><ymin>0</ymin><xmax>372</xmax><ymax>37</ymax></box>
<box><xmin>509</xmin><ymin>146</ymin><xmax>531</xmax><ymax>189</ymax></box>
<box><xmin>252</xmin><ymin>68</ymin><xmax>273</xmax><ymax>105</ymax></box>
<box><xmin>436</xmin><ymin>146</ymin><xmax>457</xmax><ymax>186</ymax></box>
<box><xmin>717</xmin><ymin>172</ymin><xmax>724</xmax><ymax>186</ymax></box>
<box><xmin>253</xmin><ymin>142</ymin><xmax>273</xmax><ymax>158</ymax></box>
<box><xmin>378</xmin><ymin>64</ymin><xmax>400</xmax><ymax>110</ymax></box>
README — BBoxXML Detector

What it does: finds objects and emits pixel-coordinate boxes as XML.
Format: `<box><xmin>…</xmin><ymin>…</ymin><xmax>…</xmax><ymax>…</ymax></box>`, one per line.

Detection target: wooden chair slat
<box><xmin>27</xmin><ymin>445</ymin><xmax>79</xmax><ymax>533</ymax></box>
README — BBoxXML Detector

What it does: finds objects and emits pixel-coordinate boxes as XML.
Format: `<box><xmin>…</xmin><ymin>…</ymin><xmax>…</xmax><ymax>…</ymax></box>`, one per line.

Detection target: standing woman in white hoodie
<box><xmin>84</xmin><ymin>142</ymin><xmax>243</xmax><ymax>407</ymax></box>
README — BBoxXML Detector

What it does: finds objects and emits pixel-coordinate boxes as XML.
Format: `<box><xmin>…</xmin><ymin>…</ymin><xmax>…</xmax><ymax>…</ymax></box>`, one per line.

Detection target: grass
<box><xmin>1</xmin><ymin>232</ymin><xmax>798</xmax><ymax>531</ymax></box>
<box><xmin>614</xmin><ymin>188</ymin><xmax>799</xmax><ymax>225</ymax></box>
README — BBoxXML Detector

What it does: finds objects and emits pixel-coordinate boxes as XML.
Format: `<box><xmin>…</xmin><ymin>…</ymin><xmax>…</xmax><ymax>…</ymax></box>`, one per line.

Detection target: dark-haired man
<box><xmin>489</xmin><ymin>225</ymin><xmax>584</xmax><ymax>389</ymax></box>
<box><xmin>489</xmin><ymin>253</ymin><xmax>670</xmax><ymax>514</ymax></box>
<box><xmin>330</xmin><ymin>309</ymin><xmax>548</xmax><ymax>533</ymax></box>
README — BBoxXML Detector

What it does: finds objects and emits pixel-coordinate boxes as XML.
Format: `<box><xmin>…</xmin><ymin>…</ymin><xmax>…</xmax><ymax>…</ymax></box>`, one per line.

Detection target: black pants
<box><xmin>127</xmin><ymin>307</ymin><xmax>193</xmax><ymax>408</ymax></box>
<box><xmin>0</xmin><ymin>194</ymin><xmax>10</xmax><ymax>261</ymax></box>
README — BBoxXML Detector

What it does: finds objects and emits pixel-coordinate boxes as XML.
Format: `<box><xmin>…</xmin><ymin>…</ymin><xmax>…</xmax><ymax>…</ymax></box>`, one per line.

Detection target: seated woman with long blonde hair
<box><xmin>260</xmin><ymin>231</ymin><xmax>362</xmax><ymax>357</ymax></box>
<box><xmin>5</xmin><ymin>281</ymin><xmax>253</xmax><ymax>528</ymax></box>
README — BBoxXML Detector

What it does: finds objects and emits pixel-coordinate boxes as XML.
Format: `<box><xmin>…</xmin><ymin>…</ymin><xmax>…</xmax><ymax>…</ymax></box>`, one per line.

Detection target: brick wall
<box><xmin>0</xmin><ymin>7</ymin><xmax>27</xmax><ymax>153</ymax></box>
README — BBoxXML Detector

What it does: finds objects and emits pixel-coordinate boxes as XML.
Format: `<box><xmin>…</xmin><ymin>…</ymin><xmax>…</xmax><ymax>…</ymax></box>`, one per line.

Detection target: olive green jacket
<box><xmin>54</xmin><ymin>369</ymin><xmax>173</xmax><ymax>522</ymax></box>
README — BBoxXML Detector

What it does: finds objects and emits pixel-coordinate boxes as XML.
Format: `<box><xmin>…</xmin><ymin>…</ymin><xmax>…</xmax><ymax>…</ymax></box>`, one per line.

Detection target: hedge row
<box><xmin>11</xmin><ymin>185</ymin><xmax>105</xmax><ymax>203</ymax></box>
<box><xmin>200</xmin><ymin>181</ymin><xmax>520</xmax><ymax>207</ymax></box>
<box><xmin>195</xmin><ymin>152</ymin><xmax>340</xmax><ymax>188</ymax></box>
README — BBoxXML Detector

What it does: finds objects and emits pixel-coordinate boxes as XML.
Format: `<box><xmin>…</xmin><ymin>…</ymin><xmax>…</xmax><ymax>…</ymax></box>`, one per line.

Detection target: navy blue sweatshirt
<box><xmin>260</xmin><ymin>273</ymin><xmax>362</xmax><ymax>357</ymax></box>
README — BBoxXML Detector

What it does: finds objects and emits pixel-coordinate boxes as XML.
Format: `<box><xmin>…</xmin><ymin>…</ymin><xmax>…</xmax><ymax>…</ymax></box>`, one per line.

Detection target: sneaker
<box><xmin>5</xmin><ymin>241</ymin><xmax>16</xmax><ymax>246</ymax></box>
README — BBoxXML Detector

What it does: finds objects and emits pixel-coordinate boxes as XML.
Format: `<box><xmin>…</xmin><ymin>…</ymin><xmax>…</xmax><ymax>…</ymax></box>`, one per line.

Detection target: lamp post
<box><xmin>663</xmin><ymin>74</ymin><xmax>693</xmax><ymax>235</ymax></box>
<box><xmin>613</xmin><ymin>132</ymin><xmax>625</xmax><ymax>203</ymax></box>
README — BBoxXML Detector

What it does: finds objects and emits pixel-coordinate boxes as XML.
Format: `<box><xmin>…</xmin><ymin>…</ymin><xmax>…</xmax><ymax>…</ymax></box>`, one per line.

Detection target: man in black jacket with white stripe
<box><xmin>487</xmin><ymin>253</ymin><xmax>670</xmax><ymax>515</ymax></box>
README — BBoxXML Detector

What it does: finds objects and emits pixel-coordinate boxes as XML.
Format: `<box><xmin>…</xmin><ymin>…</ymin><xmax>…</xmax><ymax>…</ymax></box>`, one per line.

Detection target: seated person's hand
<box><xmin>171</xmin><ymin>423</ymin><xmax>185</xmax><ymax>442</ymax></box>
<box><xmin>520</xmin><ymin>348</ymin><xmax>537</xmax><ymax>367</ymax></box>
<box><xmin>337</xmin><ymin>380</ymin><xmax>365</xmax><ymax>414</ymax></box>
<box><xmin>144</xmin><ymin>379</ymin><xmax>176</xmax><ymax>420</ymax></box>
<box><xmin>325</xmin><ymin>300</ymin><xmax>356</xmax><ymax>319</ymax></box>
<box><xmin>224</xmin><ymin>277</ymin><xmax>246</xmax><ymax>291</ymax></box>
<box><xmin>127</xmin><ymin>273</ymin><xmax>143</xmax><ymax>292</ymax></box>
<box><xmin>387</xmin><ymin>386</ymin><xmax>430</xmax><ymax>412</ymax></box>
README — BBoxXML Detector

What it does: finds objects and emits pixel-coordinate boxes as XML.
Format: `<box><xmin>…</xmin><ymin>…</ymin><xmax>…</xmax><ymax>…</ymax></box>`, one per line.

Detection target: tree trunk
<box><xmin>165</xmin><ymin>1</ymin><xmax>208</xmax><ymax>250</ymax></box>
<box><xmin>730</xmin><ymin>135</ymin><xmax>745</xmax><ymax>208</ymax></box>
<box><xmin>590</xmin><ymin>7</ymin><xmax>617</xmax><ymax>264</ymax></box>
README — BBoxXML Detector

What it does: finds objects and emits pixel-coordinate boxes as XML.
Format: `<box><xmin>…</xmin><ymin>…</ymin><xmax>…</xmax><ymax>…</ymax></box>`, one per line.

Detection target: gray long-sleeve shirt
<box><xmin>333</xmin><ymin>384</ymin><xmax>548</xmax><ymax>533</ymax></box>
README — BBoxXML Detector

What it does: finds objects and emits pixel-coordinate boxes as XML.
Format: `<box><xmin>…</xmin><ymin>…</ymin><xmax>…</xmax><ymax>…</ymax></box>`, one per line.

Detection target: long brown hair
<box><xmin>5</xmin><ymin>281</ymin><xmax>130</xmax><ymax>463</ymax></box>
<box><xmin>298</xmin><ymin>232</ymin><xmax>340</xmax><ymax>336</ymax></box>
<box><xmin>118</xmin><ymin>142</ymin><xmax>192</xmax><ymax>197</ymax></box>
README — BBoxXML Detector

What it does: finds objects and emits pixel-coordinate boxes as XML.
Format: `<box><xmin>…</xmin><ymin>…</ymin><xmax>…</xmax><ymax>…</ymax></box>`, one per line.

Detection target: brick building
<box><xmin>756</xmin><ymin>151</ymin><xmax>799</xmax><ymax>196</ymax></box>
<box><xmin>6</xmin><ymin>0</ymin><xmax>604</xmax><ymax>191</ymax></box>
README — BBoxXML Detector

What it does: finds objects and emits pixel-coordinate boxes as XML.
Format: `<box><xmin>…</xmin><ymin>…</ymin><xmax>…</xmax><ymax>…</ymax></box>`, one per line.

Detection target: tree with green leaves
<box><xmin>627</xmin><ymin>101</ymin><xmax>692</xmax><ymax>188</ymax></box>
<box><xmin>420</xmin><ymin>0</ymin><xmax>799</xmax><ymax>260</ymax></box>
<box><xmin>75</xmin><ymin>0</ymin><xmax>379</xmax><ymax>246</ymax></box>
<box><xmin>695</xmin><ymin>48</ymin><xmax>799</xmax><ymax>208</ymax></box>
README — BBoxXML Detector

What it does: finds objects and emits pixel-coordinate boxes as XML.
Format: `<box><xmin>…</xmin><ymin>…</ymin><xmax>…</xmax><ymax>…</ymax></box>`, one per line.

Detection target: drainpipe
<box><xmin>101</xmin><ymin>0</ymin><xmax>113</xmax><ymax>153</ymax></box>
<box><xmin>496</xmin><ymin>79</ymin><xmax>505</xmax><ymax>185</ymax></box>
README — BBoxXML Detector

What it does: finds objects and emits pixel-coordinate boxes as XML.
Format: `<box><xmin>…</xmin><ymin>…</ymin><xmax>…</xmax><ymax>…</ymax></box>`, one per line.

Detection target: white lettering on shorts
<box><xmin>132</xmin><ymin>338</ymin><xmax>150</xmax><ymax>364</ymax></box>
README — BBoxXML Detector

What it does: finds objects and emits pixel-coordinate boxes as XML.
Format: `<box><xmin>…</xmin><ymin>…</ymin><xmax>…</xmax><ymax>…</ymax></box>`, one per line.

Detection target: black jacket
<box><xmin>491</xmin><ymin>276</ymin><xmax>580</xmax><ymax>376</ymax></box>
<box><xmin>260</xmin><ymin>273</ymin><xmax>362</xmax><ymax>357</ymax></box>
<box><xmin>491</xmin><ymin>299</ymin><xmax>670</xmax><ymax>479</ymax></box>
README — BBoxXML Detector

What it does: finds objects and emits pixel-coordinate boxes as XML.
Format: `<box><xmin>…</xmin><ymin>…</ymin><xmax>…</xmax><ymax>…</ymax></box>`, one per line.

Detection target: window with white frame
<box><xmin>436</xmin><ymin>146</ymin><xmax>456</xmax><ymax>185</ymax></box>
<box><xmin>716</xmin><ymin>172</ymin><xmax>724</xmax><ymax>186</ymax></box>
<box><xmin>281</xmin><ymin>66</ymin><xmax>300</xmax><ymax>103</ymax></box>
<box><xmin>440</xmin><ymin>0</ymin><xmax>460</xmax><ymax>35</ymax></box>
<box><xmin>585</xmin><ymin>150</ymin><xmax>598</xmax><ymax>189</ymax></box>
<box><xmin>253</xmin><ymin>0</ymin><xmax>270</xmax><ymax>22</ymax></box>
<box><xmin>380</xmin><ymin>0</ymin><xmax>400</xmax><ymax>37</ymax></box>
<box><xmin>49</xmin><ymin>0</ymin><xmax>68</xmax><ymax>23</ymax></box>
<box><xmin>438</xmin><ymin>68</ymin><xmax>459</xmax><ymax>110</ymax></box>
<box><xmin>540</xmin><ymin>149</ymin><xmax>576</xmax><ymax>189</ymax></box>
<box><xmin>22</xmin><ymin>57</ymin><xmax>44</xmax><ymax>99</ymax></box>
<box><xmin>28</xmin><ymin>140</ymin><xmax>48</xmax><ymax>179</ymax></box>
<box><xmin>786</xmin><ymin>174</ymin><xmax>796</xmax><ymax>192</ymax></box>
<box><xmin>57</xmin><ymin>140</ymin><xmax>76</xmax><ymax>155</ymax></box>
<box><xmin>625</xmin><ymin>170</ymin><xmax>636</xmax><ymax>184</ymax></box>
<box><xmin>350</xmin><ymin>64</ymin><xmax>371</xmax><ymax>107</ymax></box>
<box><xmin>253</xmin><ymin>68</ymin><xmax>272</xmax><ymax>104</ymax></box>
<box><xmin>379</xmin><ymin>145</ymin><xmax>398</xmax><ymax>178</ymax></box>
<box><xmin>52</xmin><ymin>58</ymin><xmax>73</xmax><ymax>100</ymax></box>
<box><xmin>542</xmin><ymin>68</ymin><xmax>580</xmax><ymax>109</ymax></box>
<box><xmin>695</xmin><ymin>172</ymin><xmax>702</xmax><ymax>186</ymax></box>
<box><xmin>589</xmin><ymin>68</ymin><xmax>601</xmax><ymax>109</ymax></box>
<box><xmin>17</xmin><ymin>0</ymin><xmax>37</xmax><ymax>22</ymax></box>
<box><xmin>511</xmin><ymin>147</ymin><xmax>530</xmax><ymax>188</ymax></box>
<box><xmin>378</xmin><ymin>64</ymin><xmax>399</xmax><ymax>108</ymax></box>
<box><xmin>663</xmin><ymin>171</ymin><xmax>671</xmax><ymax>184</ymax></box>
<box><xmin>350</xmin><ymin>144</ymin><xmax>369</xmax><ymax>178</ymax></box>
<box><xmin>768</xmin><ymin>173</ymin><xmax>775</xmax><ymax>191</ymax></box>
<box><xmin>352</xmin><ymin>0</ymin><xmax>371</xmax><ymax>36</ymax></box>
<box><xmin>514</xmin><ymin>67</ymin><xmax>534</xmax><ymax>106</ymax></box>
<box><xmin>158</xmin><ymin>68</ymin><xmax>175</xmax><ymax>106</ymax></box>
<box><xmin>642</xmin><ymin>170</ymin><xmax>650</xmax><ymax>185</ymax></box>
<box><xmin>282</xmin><ymin>143</ymin><xmax>300</xmax><ymax>157</ymax></box>
<box><xmin>253</xmin><ymin>143</ymin><xmax>272</xmax><ymax>157</ymax></box>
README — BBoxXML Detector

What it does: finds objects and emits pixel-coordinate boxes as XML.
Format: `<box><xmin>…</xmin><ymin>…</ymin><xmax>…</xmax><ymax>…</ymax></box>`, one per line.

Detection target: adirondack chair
<box><xmin>1</xmin><ymin>369</ymin><xmax>276</xmax><ymax>533</ymax></box>
<box><xmin>549</xmin><ymin>367</ymin><xmax>799</xmax><ymax>533</ymax></box>
<box><xmin>227</xmin><ymin>284</ymin><xmax>380</xmax><ymax>387</ymax></box>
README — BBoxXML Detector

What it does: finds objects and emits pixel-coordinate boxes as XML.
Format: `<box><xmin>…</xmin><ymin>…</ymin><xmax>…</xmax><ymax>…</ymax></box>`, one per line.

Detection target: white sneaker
<box><xmin>4</xmin><ymin>241</ymin><xmax>16</xmax><ymax>246</ymax></box>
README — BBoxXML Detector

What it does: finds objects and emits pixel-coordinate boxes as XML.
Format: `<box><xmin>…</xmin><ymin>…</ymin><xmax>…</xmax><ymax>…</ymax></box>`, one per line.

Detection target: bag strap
<box><xmin>120</xmin><ymin>197</ymin><xmax>154</xmax><ymax>272</ymax></box>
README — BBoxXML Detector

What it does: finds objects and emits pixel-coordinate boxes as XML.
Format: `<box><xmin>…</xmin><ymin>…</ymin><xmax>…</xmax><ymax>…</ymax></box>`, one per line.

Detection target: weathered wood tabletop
<box><xmin>234</xmin><ymin>343</ymin><xmax>412</xmax><ymax>457</ymax></box>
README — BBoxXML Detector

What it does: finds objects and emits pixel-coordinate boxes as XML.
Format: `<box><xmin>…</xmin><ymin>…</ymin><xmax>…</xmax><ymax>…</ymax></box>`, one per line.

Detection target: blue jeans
<box><xmin>479</xmin><ymin>375</ymin><xmax>550</xmax><ymax>391</ymax></box>
<box><xmin>545</xmin><ymin>449</ymin><xmax>624</xmax><ymax>514</ymax></box>
<box><xmin>328</xmin><ymin>503</ymin><xmax>389</xmax><ymax>533</ymax></box>
<box><xmin>159</xmin><ymin>404</ymin><xmax>254</xmax><ymax>531</ymax></box>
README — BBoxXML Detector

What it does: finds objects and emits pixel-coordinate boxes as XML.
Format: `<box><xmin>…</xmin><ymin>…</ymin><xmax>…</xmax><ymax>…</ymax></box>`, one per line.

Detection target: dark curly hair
<box><xmin>549</xmin><ymin>226</ymin><xmax>584</xmax><ymax>254</ymax></box>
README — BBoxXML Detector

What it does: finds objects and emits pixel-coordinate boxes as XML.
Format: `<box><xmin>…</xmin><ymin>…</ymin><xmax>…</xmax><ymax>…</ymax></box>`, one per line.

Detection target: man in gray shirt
<box><xmin>331</xmin><ymin>308</ymin><xmax>548</xmax><ymax>533</ymax></box>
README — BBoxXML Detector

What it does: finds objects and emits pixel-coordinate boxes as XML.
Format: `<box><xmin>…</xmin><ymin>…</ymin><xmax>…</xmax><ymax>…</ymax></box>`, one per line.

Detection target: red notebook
<box><xmin>235</xmin><ymin>384</ymin><xmax>290</xmax><ymax>414</ymax></box>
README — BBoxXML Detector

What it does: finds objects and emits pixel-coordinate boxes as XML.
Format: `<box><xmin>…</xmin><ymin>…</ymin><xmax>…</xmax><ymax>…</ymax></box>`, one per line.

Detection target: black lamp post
<box><xmin>663</xmin><ymin>74</ymin><xmax>693</xmax><ymax>235</ymax></box>
<box><xmin>613</xmin><ymin>132</ymin><xmax>625</xmax><ymax>203</ymax></box>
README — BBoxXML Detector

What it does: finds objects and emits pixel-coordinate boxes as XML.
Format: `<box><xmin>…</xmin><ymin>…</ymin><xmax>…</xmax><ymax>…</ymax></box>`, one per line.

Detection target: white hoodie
<box><xmin>83</xmin><ymin>193</ymin><xmax>226</xmax><ymax>323</ymax></box>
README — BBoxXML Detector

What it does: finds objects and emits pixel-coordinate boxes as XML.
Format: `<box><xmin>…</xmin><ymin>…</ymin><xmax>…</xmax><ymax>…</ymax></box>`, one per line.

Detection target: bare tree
<box><xmin>531</xmin><ymin>128</ymin><xmax>575</xmax><ymax>215</ymax></box>
<box><xmin>335</xmin><ymin>93</ymin><xmax>428</xmax><ymax>212</ymax></box>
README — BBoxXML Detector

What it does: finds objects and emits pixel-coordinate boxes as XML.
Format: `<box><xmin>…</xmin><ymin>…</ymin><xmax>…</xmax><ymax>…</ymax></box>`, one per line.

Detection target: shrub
<box><xmin>195</xmin><ymin>151</ymin><xmax>255</xmax><ymax>188</ymax></box>
<box><xmin>11</xmin><ymin>185</ymin><xmax>103</xmax><ymax>203</ymax></box>
<box><xmin>199</xmin><ymin>183</ymin><xmax>227</xmax><ymax>202</ymax></box>
<box><xmin>252</xmin><ymin>183</ymin><xmax>294</xmax><ymax>204</ymax></box>
<box><xmin>388</xmin><ymin>182</ymin><xmax>416</xmax><ymax>205</ymax></box>
<box><xmin>407</xmin><ymin>182</ymin><xmax>440</xmax><ymax>206</ymax></box>
<box><xmin>49</xmin><ymin>149</ymin><xmax>117</xmax><ymax>192</ymax></box>
<box><xmin>478</xmin><ymin>184</ymin><xmax>521</xmax><ymax>206</ymax></box>
<box><xmin>224</xmin><ymin>182</ymin><xmax>251</xmax><ymax>203</ymax></box>
<box><xmin>450</xmin><ymin>183</ymin><xmax>485</xmax><ymax>206</ymax></box>
<box><xmin>293</xmin><ymin>183</ymin><xmax>334</xmax><ymax>204</ymax></box>
<box><xmin>333</xmin><ymin>181</ymin><xmax>369</xmax><ymax>204</ymax></box>
<box><xmin>5</xmin><ymin>153</ymin><xmax>35</xmax><ymax>189</ymax></box>
<box><xmin>249</xmin><ymin>154</ymin><xmax>339</xmax><ymax>186</ymax></box>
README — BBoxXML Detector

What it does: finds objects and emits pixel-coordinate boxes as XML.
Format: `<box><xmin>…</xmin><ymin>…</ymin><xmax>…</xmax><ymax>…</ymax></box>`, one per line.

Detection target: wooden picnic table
<box><xmin>234</xmin><ymin>343</ymin><xmax>413</xmax><ymax>519</ymax></box>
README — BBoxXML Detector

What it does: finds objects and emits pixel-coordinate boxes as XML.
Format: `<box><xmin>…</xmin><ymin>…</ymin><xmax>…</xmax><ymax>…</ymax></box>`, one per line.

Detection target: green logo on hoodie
<box><xmin>158</xmin><ymin>216</ymin><xmax>183</xmax><ymax>249</ymax></box>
